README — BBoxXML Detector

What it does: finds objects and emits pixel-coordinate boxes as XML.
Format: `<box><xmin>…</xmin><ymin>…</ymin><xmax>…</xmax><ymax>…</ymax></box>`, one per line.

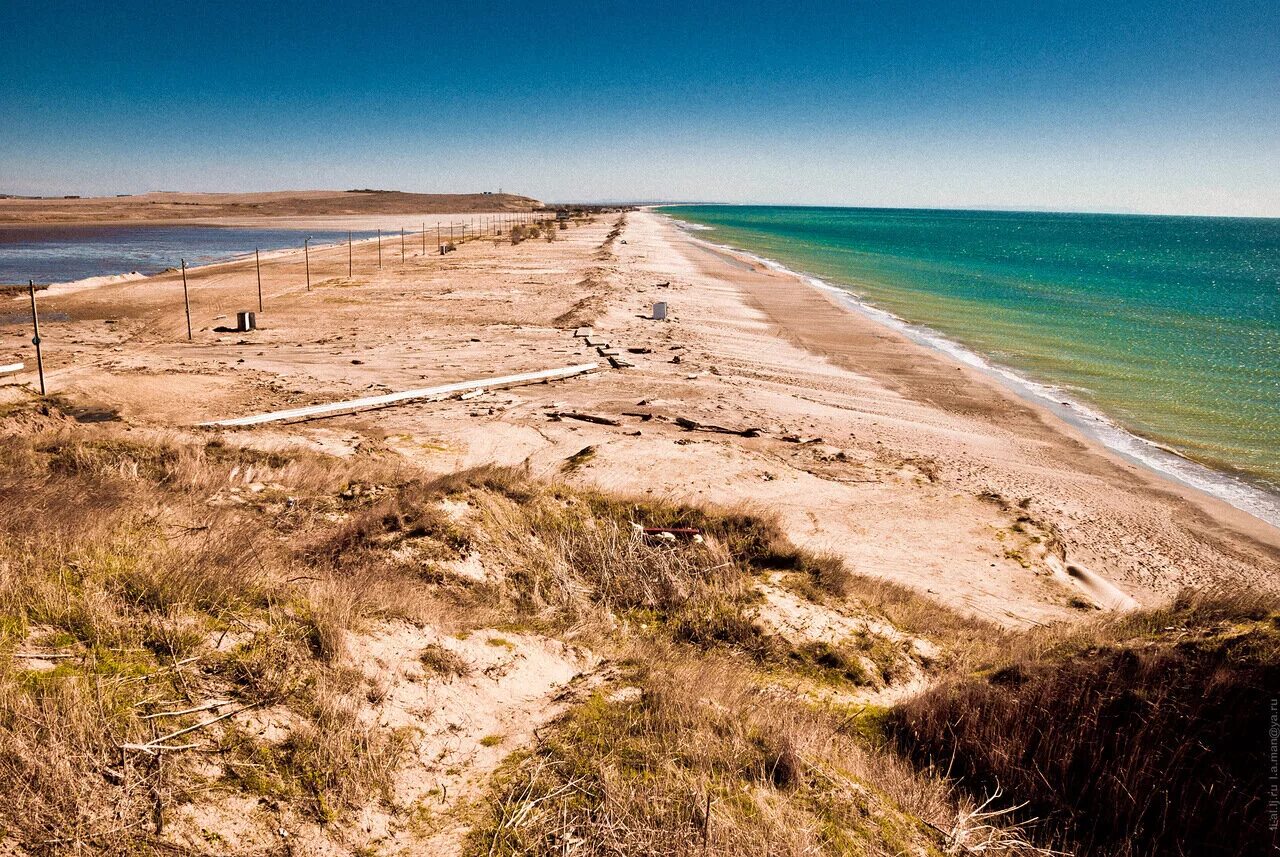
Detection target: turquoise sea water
<box><xmin>663</xmin><ymin>205</ymin><xmax>1280</xmax><ymax>513</ymax></box>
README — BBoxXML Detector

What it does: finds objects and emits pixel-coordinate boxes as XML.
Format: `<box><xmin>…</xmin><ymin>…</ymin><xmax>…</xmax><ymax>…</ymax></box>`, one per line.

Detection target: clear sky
<box><xmin>2</xmin><ymin>0</ymin><xmax>1277</xmax><ymax>216</ymax></box>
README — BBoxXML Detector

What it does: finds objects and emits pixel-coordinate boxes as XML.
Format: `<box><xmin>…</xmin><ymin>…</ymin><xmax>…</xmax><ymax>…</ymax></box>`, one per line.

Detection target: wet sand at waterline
<box><xmin>3</xmin><ymin>209</ymin><xmax>1276</xmax><ymax>626</ymax></box>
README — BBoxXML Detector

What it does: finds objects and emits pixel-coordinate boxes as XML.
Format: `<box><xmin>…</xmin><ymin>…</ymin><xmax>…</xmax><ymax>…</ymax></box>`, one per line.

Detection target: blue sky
<box><xmin>2</xmin><ymin>0</ymin><xmax>1277</xmax><ymax>215</ymax></box>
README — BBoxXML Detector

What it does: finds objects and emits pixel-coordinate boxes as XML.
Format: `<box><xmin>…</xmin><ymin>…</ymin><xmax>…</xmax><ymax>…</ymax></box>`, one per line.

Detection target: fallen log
<box><xmin>201</xmin><ymin>363</ymin><xmax>599</xmax><ymax>427</ymax></box>
<box><xmin>674</xmin><ymin>417</ymin><xmax>764</xmax><ymax>438</ymax></box>
<box><xmin>548</xmin><ymin>411</ymin><xmax>621</xmax><ymax>426</ymax></box>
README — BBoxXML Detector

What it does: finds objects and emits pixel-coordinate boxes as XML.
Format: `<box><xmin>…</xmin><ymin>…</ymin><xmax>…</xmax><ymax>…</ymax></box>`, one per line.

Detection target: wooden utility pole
<box><xmin>255</xmin><ymin>249</ymin><xmax>263</xmax><ymax>312</ymax></box>
<box><xmin>180</xmin><ymin>260</ymin><xmax>193</xmax><ymax>341</ymax></box>
<box><xmin>28</xmin><ymin>281</ymin><xmax>45</xmax><ymax>395</ymax></box>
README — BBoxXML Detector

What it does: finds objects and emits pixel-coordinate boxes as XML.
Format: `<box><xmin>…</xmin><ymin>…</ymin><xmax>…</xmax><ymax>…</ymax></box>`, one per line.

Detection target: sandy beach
<box><xmin>5</xmin><ymin>208</ymin><xmax>1276</xmax><ymax>628</ymax></box>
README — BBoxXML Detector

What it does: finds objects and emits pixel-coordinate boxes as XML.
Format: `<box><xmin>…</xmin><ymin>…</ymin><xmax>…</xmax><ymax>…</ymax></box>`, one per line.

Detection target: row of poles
<box><xmin>20</xmin><ymin>210</ymin><xmax>567</xmax><ymax>395</ymax></box>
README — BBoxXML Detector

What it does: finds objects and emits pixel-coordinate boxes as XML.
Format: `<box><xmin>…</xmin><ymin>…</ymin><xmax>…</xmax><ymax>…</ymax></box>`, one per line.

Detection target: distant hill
<box><xmin>0</xmin><ymin>190</ymin><xmax>542</xmax><ymax>224</ymax></box>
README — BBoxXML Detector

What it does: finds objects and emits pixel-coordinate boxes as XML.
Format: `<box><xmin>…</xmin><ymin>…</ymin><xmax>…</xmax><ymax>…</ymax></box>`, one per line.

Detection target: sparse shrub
<box><xmin>420</xmin><ymin>642</ymin><xmax>471</xmax><ymax>678</ymax></box>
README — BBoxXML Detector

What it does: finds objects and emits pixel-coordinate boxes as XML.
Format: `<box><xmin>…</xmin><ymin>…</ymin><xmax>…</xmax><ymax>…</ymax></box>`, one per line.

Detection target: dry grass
<box><xmin>889</xmin><ymin>590</ymin><xmax>1280</xmax><ymax>856</ymax></box>
<box><xmin>469</xmin><ymin>649</ymin><xmax>1047</xmax><ymax>857</ymax></box>
<box><xmin>0</xmin><ymin>413</ymin><xmax>423</xmax><ymax>847</ymax></box>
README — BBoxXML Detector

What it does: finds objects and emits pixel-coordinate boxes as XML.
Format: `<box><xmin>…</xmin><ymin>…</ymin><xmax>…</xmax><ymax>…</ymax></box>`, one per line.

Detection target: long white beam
<box><xmin>200</xmin><ymin>362</ymin><xmax>600</xmax><ymax>428</ymax></box>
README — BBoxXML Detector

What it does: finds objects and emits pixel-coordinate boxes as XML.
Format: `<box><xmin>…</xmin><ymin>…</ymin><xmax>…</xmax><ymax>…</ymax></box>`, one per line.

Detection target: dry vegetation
<box><xmin>890</xmin><ymin>591</ymin><xmax>1280</xmax><ymax>857</ymax></box>
<box><xmin>0</xmin><ymin>396</ymin><xmax>1271</xmax><ymax>856</ymax></box>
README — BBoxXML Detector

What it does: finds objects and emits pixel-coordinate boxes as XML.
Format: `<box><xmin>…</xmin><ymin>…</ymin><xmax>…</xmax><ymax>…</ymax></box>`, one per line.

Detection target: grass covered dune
<box><xmin>0</xmin><ymin>399</ymin><xmax>1274</xmax><ymax>855</ymax></box>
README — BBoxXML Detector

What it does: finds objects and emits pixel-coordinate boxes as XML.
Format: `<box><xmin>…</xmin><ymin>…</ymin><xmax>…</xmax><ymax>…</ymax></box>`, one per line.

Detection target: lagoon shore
<box><xmin>4</xmin><ymin>208</ymin><xmax>1277</xmax><ymax>626</ymax></box>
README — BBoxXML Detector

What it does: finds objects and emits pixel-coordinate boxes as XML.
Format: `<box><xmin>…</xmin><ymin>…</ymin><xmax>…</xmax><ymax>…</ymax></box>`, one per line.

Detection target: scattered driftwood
<box><xmin>675</xmin><ymin>417</ymin><xmax>764</xmax><ymax>438</ymax></box>
<box><xmin>621</xmin><ymin>411</ymin><xmax>654</xmax><ymax>421</ymax></box>
<box><xmin>547</xmin><ymin>411</ymin><xmax>621</xmax><ymax>426</ymax></box>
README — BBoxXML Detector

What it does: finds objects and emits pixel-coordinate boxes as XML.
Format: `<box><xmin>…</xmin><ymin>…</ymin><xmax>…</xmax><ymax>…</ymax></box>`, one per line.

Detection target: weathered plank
<box><xmin>201</xmin><ymin>363</ymin><xmax>600</xmax><ymax>428</ymax></box>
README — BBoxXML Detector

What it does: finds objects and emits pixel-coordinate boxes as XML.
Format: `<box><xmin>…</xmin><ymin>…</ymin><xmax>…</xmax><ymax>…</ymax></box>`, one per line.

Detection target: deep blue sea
<box><xmin>0</xmin><ymin>224</ymin><xmax>378</xmax><ymax>285</ymax></box>
<box><xmin>663</xmin><ymin>205</ymin><xmax>1280</xmax><ymax>522</ymax></box>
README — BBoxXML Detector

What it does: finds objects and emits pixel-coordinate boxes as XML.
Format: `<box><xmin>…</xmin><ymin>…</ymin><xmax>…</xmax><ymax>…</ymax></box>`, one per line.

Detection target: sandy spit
<box><xmin>4</xmin><ymin>207</ymin><xmax>1276</xmax><ymax>627</ymax></box>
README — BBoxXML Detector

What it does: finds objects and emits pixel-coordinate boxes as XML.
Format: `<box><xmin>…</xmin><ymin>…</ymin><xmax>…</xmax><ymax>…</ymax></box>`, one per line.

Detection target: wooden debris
<box><xmin>548</xmin><ymin>411</ymin><xmax>621</xmax><ymax>426</ymax></box>
<box><xmin>123</xmin><ymin>703</ymin><xmax>257</xmax><ymax>754</ymax></box>
<box><xmin>675</xmin><ymin>417</ymin><xmax>763</xmax><ymax>438</ymax></box>
<box><xmin>0</xmin><ymin>362</ymin><xmax>24</xmax><ymax>376</ymax></box>
<box><xmin>201</xmin><ymin>363</ymin><xmax>599</xmax><ymax>427</ymax></box>
<box><xmin>598</xmin><ymin>347</ymin><xmax>620</xmax><ymax>356</ymax></box>
<box><xmin>609</xmin><ymin>356</ymin><xmax>635</xmax><ymax>369</ymax></box>
<box><xmin>573</xmin><ymin>327</ymin><xmax>593</xmax><ymax>338</ymax></box>
<box><xmin>781</xmin><ymin>435</ymin><xmax>824</xmax><ymax>445</ymax></box>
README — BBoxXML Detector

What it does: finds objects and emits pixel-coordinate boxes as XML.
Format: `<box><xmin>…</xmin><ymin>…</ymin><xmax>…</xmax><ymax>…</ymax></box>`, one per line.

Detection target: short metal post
<box><xmin>181</xmin><ymin>260</ymin><xmax>193</xmax><ymax>341</ymax></box>
<box><xmin>28</xmin><ymin>281</ymin><xmax>45</xmax><ymax>395</ymax></box>
<box><xmin>255</xmin><ymin>249</ymin><xmax>263</xmax><ymax>312</ymax></box>
<box><xmin>304</xmin><ymin>237</ymin><xmax>311</xmax><ymax>291</ymax></box>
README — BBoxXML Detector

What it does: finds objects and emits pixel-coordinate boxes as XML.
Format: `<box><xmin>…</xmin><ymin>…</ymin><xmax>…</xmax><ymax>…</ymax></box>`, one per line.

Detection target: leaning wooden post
<box><xmin>255</xmin><ymin>249</ymin><xmax>263</xmax><ymax>312</ymax></box>
<box><xmin>28</xmin><ymin>281</ymin><xmax>45</xmax><ymax>395</ymax></box>
<box><xmin>180</xmin><ymin>260</ymin><xmax>193</xmax><ymax>341</ymax></box>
